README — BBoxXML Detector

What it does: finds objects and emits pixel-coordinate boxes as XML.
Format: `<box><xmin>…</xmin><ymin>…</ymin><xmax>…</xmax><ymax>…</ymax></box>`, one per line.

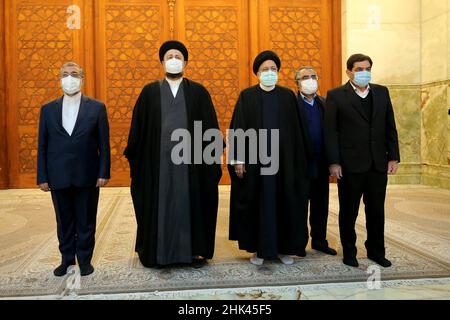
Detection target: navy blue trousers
<box><xmin>51</xmin><ymin>186</ymin><xmax>99</xmax><ymax>266</ymax></box>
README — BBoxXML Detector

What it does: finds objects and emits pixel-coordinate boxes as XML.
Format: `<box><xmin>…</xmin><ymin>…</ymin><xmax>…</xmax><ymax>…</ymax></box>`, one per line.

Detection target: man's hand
<box><xmin>388</xmin><ymin>160</ymin><xmax>399</xmax><ymax>175</ymax></box>
<box><xmin>39</xmin><ymin>183</ymin><xmax>50</xmax><ymax>192</ymax></box>
<box><xmin>329</xmin><ymin>164</ymin><xmax>343</xmax><ymax>179</ymax></box>
<box><xmin>234</xmin><ymin>164</ymin><xmax>246</xmax><ymax>179</ymax></box>
<box><xmin>96</xmin><ymin>178</ymin><xmax>109</xmax><ymax>188</ymax></box>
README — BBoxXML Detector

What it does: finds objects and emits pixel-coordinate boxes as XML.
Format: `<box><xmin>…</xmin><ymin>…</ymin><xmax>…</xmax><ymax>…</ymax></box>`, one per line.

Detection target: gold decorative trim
<box><xmin>385</xmin><ymin>79</ymin><xmax>450</xmax><ymax>90</ymax></box>
<box><xmin>168</xmin><ymin>0</ymin><xmax>176</xmax><ymax>38</ymax></box>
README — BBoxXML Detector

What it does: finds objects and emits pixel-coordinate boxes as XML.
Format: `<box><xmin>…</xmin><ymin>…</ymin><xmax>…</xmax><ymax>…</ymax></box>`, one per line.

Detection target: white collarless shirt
<box><xmin>165</xmin><ymin>77</ymin><xmax>183</xmax><ymax>98</ymax></box>
<box><xmin>350</xmin><ymin>81</ymin><xmax>371</xmax><ymax>99</ymax></box>
<box><xmin>62</xmin><ymin>92</ymin><xmax>82</xmax><ymax>136</ymax></box>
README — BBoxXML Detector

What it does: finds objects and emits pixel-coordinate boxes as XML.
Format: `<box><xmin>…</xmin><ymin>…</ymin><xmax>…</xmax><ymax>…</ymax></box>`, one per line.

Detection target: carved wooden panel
<box><xmin>19</xmin><ymin>133</ymin><xmax>38</xmax><ymax>174</ymax></box>
<box><xmin>0</xmin><ymin>0</ymin><xmax>8</xmax><ymax>188</ymax></box>
<box><xmin>16</xmin><ymin>6</ymin><xmax>72</xmax><ymax>127</ymax></box>
<box><xmin>95</xmin><ymin>0</ymin><xmax>168</xmax><ymax>185</ymax></box>
<box><xmin>17</xmin><ymin>4</ymin><xmax>73</xmax><ymax>177</ymax></box>
<box><xmin>270</xmin><ymin>7</ymin><xmax>323</xmax><ymax>88</ymax></box>
<box><xmin>255</xmin><ymin>0</ymin><xmax>338</xmax><ymax>95</ymax></box>
<box><xmin>110</xmin><ymin>131</ymin><xmax>130</xmax><ymax>173</ymax></box>
<box><xmin>2</xmin><ymin>0</ymin><xmax>341</xmax><ymax>188</ymax></box>
<box><xmin>176</xmin><ymin>0</ymin><xmax>249</xmax><ymax>184</ymax></box>
<box><xmin>5</xmin><ymin>0</ymin><xmax>92</xmax><ymax>188</ymax></box>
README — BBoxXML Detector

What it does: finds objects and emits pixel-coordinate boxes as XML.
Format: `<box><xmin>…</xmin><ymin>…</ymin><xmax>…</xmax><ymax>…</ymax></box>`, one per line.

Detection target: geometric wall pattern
<box><xmin>16</xmin><ymin>5</ymin><xmax>73</xmax><ymax>174</ymax></box>
<box><xmin>104</xmin><ymin>5</ymin><xmax>162</xmax><ymax>174</ymax></box>
<box><xmin>2</xmin><ymin>0</ymin><xmax>341</xmax><ymax>187</ymax></box>
<box><xmin>184</xmin><ymin>7</ymin><xmax>240</xmax><ymax>133</ymax></box>
<box><xmin>269</xmin><ymin>7</ymin><xmax>323</xmax><ymax>90</ymax></box>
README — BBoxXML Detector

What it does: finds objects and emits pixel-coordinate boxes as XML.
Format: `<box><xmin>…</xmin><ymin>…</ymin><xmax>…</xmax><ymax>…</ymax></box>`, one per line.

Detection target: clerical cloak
<box><xmin>124</xmin><ymin>78</ymin><xmax>222</xmax><ymax>267</ymax></box>
<box><xmin>228</xmin><ymin>85</ymin><xmax>311</xmax><ymax>258</ymax></box>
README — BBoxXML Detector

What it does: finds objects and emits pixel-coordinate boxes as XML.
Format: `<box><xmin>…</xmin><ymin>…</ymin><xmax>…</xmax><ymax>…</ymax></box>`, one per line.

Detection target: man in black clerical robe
<box><xmin>228</xmin><ymin>50</ymin><xmax>311</xmax><ymax>266</ymax></box>
<box><xmin>124</xmin><ymin>40</ymin><xmax>222</xmax><ymax>268</ymax></box>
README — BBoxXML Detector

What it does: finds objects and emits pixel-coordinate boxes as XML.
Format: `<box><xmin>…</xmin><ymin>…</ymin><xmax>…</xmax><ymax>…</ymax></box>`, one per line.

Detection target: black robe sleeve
<box><xmin>186</xmin><ymin>81</ymin><xmax>223</xmax><ymax>259</ymax></box>
<box><xmin>228</xmin><ymin>92</ymin><xmax>247</xmax><ymax>165</ymax></box>
<box><xmin>227</xmin><ymin>90</ymin><xmax>250</xmax><ymax>242</ymax></box>
<box><xmin>124</xmin><ymin>87</ymin><xmax>146</xmax><ymax>179</ymax></box>
<box><xmin>124</xmin><ymin>82</ymin><xmax>162</xmax><ymax>266</ymax></box>
<box><xmin>198</xmin><ymin>85</ymin><xmax>224</xmax><ymax>182</ymax></box>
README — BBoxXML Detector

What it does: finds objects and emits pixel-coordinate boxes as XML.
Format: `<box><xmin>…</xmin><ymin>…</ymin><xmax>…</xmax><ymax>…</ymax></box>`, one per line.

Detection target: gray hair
<box><xmin>60</xmin><ymin>61</ymin><xmax>84</xmax><ymax>78</ymax></box>
<box><xmin>294</xmin><ymin>66</ymin><xmax>316</xmax><ymax>81</ymax></box>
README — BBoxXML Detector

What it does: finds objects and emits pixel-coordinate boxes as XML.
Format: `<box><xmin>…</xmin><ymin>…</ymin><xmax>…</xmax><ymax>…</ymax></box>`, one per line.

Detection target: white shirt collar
<box><xmin>62</xmin><ymin>92</ymin><xmax>82</xmax><ymax>136</ymax></box>
<box><xmin>63</xmin><ymin>91</ymin><xmax>82</xmax><ymax>103</ymax></box>
<box><xmin>349</xmin><ymin>81</ymin><xmax>371</xmax><ymax>99</ymax></box>
<box><xmin>166</xmin><ymin>77</ymin><xmax>183</xmax><ymax>87</ymax></box>
<box><xmin>259</xmin><ymin>83</ymin><xmax>275</xmax><ymax>92</ymax></box>
<box><xmin>165</xmin><ymin>77</ymin><xmax>183</xmax><ymax>97</ymax></box>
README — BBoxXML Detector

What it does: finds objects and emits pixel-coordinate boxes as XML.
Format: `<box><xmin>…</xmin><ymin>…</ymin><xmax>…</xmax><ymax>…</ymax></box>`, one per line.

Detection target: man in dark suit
<box><xmin>37</xmin><ymin>61</ymin><xmax>111</xmax><ymax>276</ymax></box>
<box><xmin>324</xmin><ymin>54</ymin><xmax>400</xmax><ymax>268</ymax></box>
<box><xmin>295</xmin><ymin>66</ymin><xmax>337</xmax><ymax>257</ymax></box>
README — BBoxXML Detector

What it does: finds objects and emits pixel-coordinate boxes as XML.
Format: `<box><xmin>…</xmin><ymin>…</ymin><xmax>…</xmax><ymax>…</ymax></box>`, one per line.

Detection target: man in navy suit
<box><xmin>295</xmin><ymin>66</ymin><xmax>337</xmax><ymax>257</ymax></box>
<box><xmin>37</xmin><ymin>62</ymin><xmax>111</xmax><ymax>276</ymax></box>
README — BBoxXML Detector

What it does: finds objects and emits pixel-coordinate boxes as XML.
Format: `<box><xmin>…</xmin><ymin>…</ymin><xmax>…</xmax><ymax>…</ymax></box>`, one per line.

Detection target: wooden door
<box><xmin>1</xmin><ymin>0</ymin><xmax>341</xmax><ymax>188</ymax></box>
<box><xmin>0</xmin><ymin>0</ymin><xmax>7</xmax><ymax>188</ymax></box>
<box><xmin>94</xmin><ymin>0</ymin><xmax>170</xmax><ymax>185</ymax></box>
<box><xmin>174</xmin><ymin>0</ymin><xmax>250</xmax><ymax>184</ymax></box>
<box><xmin>252</xmin><ymin>0</ymin><xmax>341</xmax><ymax>95</ymax></box>
<box><xmin>4</xmin><ymin>0</ymin><xmax>95</xmax><ymax>188</ymax></box>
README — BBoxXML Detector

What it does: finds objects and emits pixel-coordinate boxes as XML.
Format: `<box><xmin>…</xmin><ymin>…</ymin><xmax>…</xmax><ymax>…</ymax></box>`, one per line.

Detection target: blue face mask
<box><xmin>259</xmin><ymin>70</ymin><xmax>278</xmax><ymax>87</ymax></box>
<box><xmin>353</xmin><ymin>70</ymin><xmax>371</xmax><ymax>87</ymax></box>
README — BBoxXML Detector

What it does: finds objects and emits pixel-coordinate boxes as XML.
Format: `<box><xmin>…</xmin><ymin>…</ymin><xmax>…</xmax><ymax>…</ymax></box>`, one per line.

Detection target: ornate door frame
<box><xmin>1</xmin><ymin>0</ymin><xmax>341</xmax><ymax>188</ymax></box>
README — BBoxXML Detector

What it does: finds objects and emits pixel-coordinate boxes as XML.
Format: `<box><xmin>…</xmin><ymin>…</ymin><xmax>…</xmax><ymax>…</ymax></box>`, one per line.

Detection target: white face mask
<box><xmin>300</xmin><ymin>78</ymin><xmax>318</xmax><ymax>95</ymax></box>
<box><xmin>165</xmin><ymin>58</ymin><xmax>184</xmax><ymax>74</ymax></box>
<box><xmin>61</xmin><ymin>75</ymin><xmax>81</xmax><ymax>95</ymax></box>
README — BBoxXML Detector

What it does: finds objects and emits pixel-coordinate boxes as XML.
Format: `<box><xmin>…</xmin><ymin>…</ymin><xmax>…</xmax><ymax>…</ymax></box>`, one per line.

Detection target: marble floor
<box><xmin>4</xmin><ymin>277</ymin><xmax>450</xmax><ymax>300</ymax></box>
<box><xmin>0</xmin><ymin>184</ymin><xmax>449</xmax><ymax>300</ymax></box>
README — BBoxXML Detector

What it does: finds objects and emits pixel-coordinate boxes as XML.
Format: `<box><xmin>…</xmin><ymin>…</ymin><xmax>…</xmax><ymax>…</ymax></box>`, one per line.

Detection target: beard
<box><xmin>165</xmin><ymin>72</ymin><xmax>183</xmax><ymax>80</ymax></box>
<box><xmin>64</xmin><ymin>90</ymin><xmax>81</xmax><ymax>97</ymax></box>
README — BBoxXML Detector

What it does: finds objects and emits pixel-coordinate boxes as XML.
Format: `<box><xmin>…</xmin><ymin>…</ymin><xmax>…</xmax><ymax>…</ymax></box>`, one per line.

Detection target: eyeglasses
<box><xmin>296</xmin><ymin>75</ymin><xmax>318</xmax><ymax>81</ymax></box>
<box><xmin>61</xmin><ymin>72</ymin><xmax>82</xmax><ymax>79</ymax></box>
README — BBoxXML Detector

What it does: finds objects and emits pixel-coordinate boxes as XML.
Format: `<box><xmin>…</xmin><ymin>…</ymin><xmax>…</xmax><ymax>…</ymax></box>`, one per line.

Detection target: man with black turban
<box><xmin>228</xmin><ymin>50</ymin><xmax>311</xmax><ymax>265</ymax></box>
<box><xmin>124</xmin><ymin>40</ymin><xmax>223</xmax><ymax>268</ymax></box>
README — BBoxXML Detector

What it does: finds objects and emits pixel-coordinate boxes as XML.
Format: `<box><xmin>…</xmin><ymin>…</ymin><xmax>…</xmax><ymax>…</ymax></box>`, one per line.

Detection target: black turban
<box><xmin>252</xmin><ymin>50</ymin><xmax>281</xmax><ymax>75</ymax></box>
<box><xmin>159</xmin><ymin>40</ymin><xmax>189</xmax><ymax>62</ymax></box>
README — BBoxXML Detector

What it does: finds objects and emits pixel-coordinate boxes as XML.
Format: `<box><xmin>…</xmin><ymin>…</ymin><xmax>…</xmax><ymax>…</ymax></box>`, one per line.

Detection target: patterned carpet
<box><xmin>0</xmin><ymin>185</ymin><xmax>449</xmax><ymax>298</ymax></box>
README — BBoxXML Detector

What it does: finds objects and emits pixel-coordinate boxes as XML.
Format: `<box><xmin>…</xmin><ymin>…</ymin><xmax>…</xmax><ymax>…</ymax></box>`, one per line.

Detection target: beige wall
<box><xmin>342</xmin><ymin>0</ymin><xmax>450</xmax><ymax>188</ymax></box>
<box><xmin>421</xmin><ymin>0</ymin><xmax>450</xmax><ymax>188</ymax></box>
<box><xmin>342</xmin><ymin>0</ymin><xmax>421</xmax><ymax>85</ymax></box>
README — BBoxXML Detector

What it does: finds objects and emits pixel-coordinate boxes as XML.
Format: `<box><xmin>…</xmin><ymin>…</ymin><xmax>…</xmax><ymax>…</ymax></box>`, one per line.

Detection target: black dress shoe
<box><xmin>53</xmin><ymin>261</ymin><xmax>75</xmax><ymax>277</ymax></box>
<box><xmin>80</xmin><ymin>264</ymin><xmax>95</xmax><ymax>276</ymax></box>
<box><xmin>192</xmin><ymin>258</ymin><xmax>208</xmax><ymax>269</ymax></box>
<box><xmin>296</xmin><ymin>249</ymin><xmax>306</xmax><ymax>257</ymax></box>
<box><xmin>312</xmin><ymin>244</ymin><xmax>337</xmax><ymax>256</ymax></box>
<box><xmin>343</xmin><ymin>257</ymin><xmax>359</xmax><ymax>268</ymax></box>
<box><xmin>368</xmin><ymin>255</ymin><xmax>392</xmax><ymax>268</ymax></box>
